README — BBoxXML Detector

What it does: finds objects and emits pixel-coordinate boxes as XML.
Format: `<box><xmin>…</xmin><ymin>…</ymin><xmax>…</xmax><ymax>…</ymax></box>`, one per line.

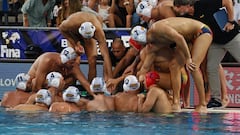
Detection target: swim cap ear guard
<box><xmin>129</xmin><ymin>38</ymin><xmax>143</xmax><ymax>51</ymax></box>
<box><xmin>60</xmin><ymin>47</ymin><xmax>77</xmax><ymax>64</ymax></box>
<box><xmin>90</xmin><ymin>77</ymin><xmax>105</xmax><ymax>92</ymax></box>
<box><xmin>46</xmin><ymin>72</ymin><xmax>63</xmax><ymax>88</ymax></box>
<box><xmin>79</xmin><ymin>22</ymin><xmax>96</xmax><ymax>39</ymax></box>
<box><xmin>62</xmin><ymin>86</ymin><xmax>80</xmax><ymax>103</ymax></box>
<box><xmin>90</xmin><ymin>77</ymin><xmax>110</xmax><ymax>95</ymax></box>
<box><xmin>145</xmin><ymin>71</ymin><xmax>160</xmax><ymax>89</ymax></box>
<box><xmin>35</xmin><ymin>89</ymin><xmax>52</xmax><ymax>106</ymax></box>
<box><xmin>123</xmin><ymin>75</ymin><xmax>140</xmax><ymax>92</ymax></box>
<box><xmin>142</xmin><ymin>0</ymin><xmax>158</xmax><ymax>7</ymax></box>
<box><xmin>15</xmin><ymin>73</ymin><xmax>30</xmax><ymax>91</ymax></box>
<box><xmin>136</xmin><ymin>1</ymin><xmax>153</xmax><ymax>18</ymax></box>
<box><xmin>17</xmin><ymin>82</ymin><xmax>27</xmax><ymax>90</ymax></box>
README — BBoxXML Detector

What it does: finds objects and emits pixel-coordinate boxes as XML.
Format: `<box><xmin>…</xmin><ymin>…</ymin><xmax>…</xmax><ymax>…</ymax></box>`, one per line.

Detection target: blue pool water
<box><xmin>0</xmin><ymin>107</ymin><xmax>240</xmax><ymax>135</ymax></box>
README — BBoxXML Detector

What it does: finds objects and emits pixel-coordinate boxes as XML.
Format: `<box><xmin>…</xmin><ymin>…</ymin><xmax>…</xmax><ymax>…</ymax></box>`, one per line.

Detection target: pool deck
<box><xmin>182</xmin><ymin>108</ymin><xmax>240</xmax><ymax>113</ymax></box>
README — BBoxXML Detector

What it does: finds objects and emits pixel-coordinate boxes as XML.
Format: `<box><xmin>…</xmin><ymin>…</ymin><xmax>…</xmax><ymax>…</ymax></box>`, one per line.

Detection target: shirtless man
<box><xmin>27</xmin><ymin>46</ymin><xmax>93</xmax><ymax>96</ymax></box>
<box><xmin>112</xmin><ymin>26</ymin><xmax>147</xmax><ymax>78</ymax></box>
<box><xmin>1</xmin><ymin>73</ymin><xmax>32</xmax><ymax>108</ymax></box>
<box><xmin>138</xmin><ymin>71</ymin><xmax>173</xmax><ymax>113</ymax></box>
<box><xmin>137</xmin><ymin>46</ymin><xmax>190</xmax><ymax>108</ymax></box>
<box><xmin>58</xmin><ymin>12</ymin><xmax>113</xmax><ymax>82</ymax></box>
<box><xmin>10</xmin><ymin>89</ymin><xmax>52</xmax><ymax>112</ymax></box>
<box><xmin>138</xmin><ymin>17</ymin><xmax>213</xmax><ymax>112</ymax></box>
<box><xmin>49</xmin><ymin>86</ymin><xmax>83</xmax><ymax>113</ymax></box>
<box><xmin>110</xmin><ymin>38</ymin><xmax>130</xmax><ymax>78</ymax></box>
<box><xmin>85</xmin><ymin>77</ymin><xmax>114</xmax><ymax>112</ymax></box>
<box><xmin>114</xmin><ymin>75</ymin><xmax>141</xmax><ymax>112</ymax></box>
<box><xmin>173</xmin><ymin>0</ymin><xmax>237</xmax><ymax>108</ymax></box>
<box><xmin>45</xmin><ymin>72</ymin><xmax>65</xmax><ymax>102</ymax></box>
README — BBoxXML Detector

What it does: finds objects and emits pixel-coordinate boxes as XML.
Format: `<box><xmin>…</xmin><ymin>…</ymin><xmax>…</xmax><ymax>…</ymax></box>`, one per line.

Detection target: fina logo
<box><xmin>1</xmin><ymin>32</ymin><xmax>21</xmax><ymax>58</ymax></box>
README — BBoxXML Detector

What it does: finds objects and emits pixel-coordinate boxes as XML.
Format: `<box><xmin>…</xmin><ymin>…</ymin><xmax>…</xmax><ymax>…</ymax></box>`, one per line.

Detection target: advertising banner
<box><xmin>194</xmin><ymin>67</ymin><xmax>240</xmax><ymax>107</ymax></box>
<box><xmin>0</xmin><ymin>27</ymin><xmax>131</xmax><ymax>59</ymax></box>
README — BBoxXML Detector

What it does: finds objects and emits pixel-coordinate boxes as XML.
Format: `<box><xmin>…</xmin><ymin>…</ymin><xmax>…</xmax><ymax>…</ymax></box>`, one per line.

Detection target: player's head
<box><xmin>130</xmin><ymin>25</ymin><xmax>147</xmax><ymax>44</ymax></box>
<box><xmin>136</xmin><ymin>1</ymin><xmax>153</xmax><ymax>19</ymax></box>
<box><xmin>142</xmin><ymin>0</ymin><xmax>158</xmax><ymax>7</ymax></box>
<box><xmin>62</xmin><ymin>86</ymin><xmax>80</xmax><ymax>103</ymax></box>
<box><xmin>35</xmin><ymin>89</ymin><xmax>52</xmax><ymax>106</ymax></box>
<box><xmin>15</xmin><ymin>73</ymin><xmax>30</xmax><ymax>91</ymax></box>
<box><xmin>90</xmin><ymin>77</ymin><xmax>107</xmax><ymax>93</ymax></box>
<box><xmin>145</xmin><ymin>71</ymin><xmax>160</xmax><ymax>89</ymax></box>
<box><xmin>60</xmin><ymin>47</ymin><xmax>77</xmax><ymax>64</ymax></box>
<box><xmin>46</xmin><ymin>72</ymin><xmax>63</xmax><ymax>89</ymax></box>
<box><xmin>79</xmin><ymin>22</ymin><xmax>96</xmax><ymax>39</ymax></box>
<box><xmin>123</xmin><ymin>75</ymin><xmax>140</xmax><ymax>92</ymax></box>
<box><xmin>129</xmin><ymin>25</ymin><xmax>147</xmax><ymax>51</ymax></box>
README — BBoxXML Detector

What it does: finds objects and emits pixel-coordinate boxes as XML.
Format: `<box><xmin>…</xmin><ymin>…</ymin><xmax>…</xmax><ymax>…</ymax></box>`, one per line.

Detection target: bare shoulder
<box><xmin>114</xmin><ymin>92</ymin><xmax>124</xmax><ymax>98</ymax></box>
<box><xmin>148</xmin><ymin>86</ymin><xmax>164</xmax><ymax>94</ymax></box>
<box><xmin>38</xmin><ymin>52</ymin><xmax>59</xmax><ymax>62</ymax></box>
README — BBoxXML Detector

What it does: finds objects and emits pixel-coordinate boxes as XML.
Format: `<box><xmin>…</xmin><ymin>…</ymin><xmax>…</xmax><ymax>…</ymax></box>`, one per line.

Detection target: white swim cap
<box><xmin>130</xmin><ymin>25</ymin><xmax>147</xmax><ymax>43</ymax></box>
<box><xmin>136</xmin><ymin>1</ymin><xmax>153</xmax><ymax>18</ymax></box>
<box><xmin>46</xmin><ymin>72</ymin><xmax>63</xmax><ymax>88</ymax></box>
<box><xmin>63</xmin><ymin>86</ymin><xmax>80</xmax><ymax>103</ymax></box>
<box><xmin>15</xmin><ymin>73</ymin><xmax>30</xmax><ymax>90</ymax></box>
<box><xmin>123</xmin><ymin>75</ymin><xmax>140</xmax><ymax>92</ymax></box>
<box><xmin>142</xmin><ymin>0</ymin><xmax>158</xmax><ymax>7</ymax></box>
<box><xmin>60</xmin><ymin>47</ymin><xmax>77</xmax><ymax>64</ymax></box>
<box><xmin>90</xmin><ymin>77</ymin><xmax>107</xmax><ymax>93</ymax></box>
<box><xmin>35</xmin><ymin>89</ymin><xmax>52</xmax><ymax>106</ymax></box>
<box><xmin>79</xmin><ymin>22</ymin><xmax>96</xmax><ymax>39</ymax></box>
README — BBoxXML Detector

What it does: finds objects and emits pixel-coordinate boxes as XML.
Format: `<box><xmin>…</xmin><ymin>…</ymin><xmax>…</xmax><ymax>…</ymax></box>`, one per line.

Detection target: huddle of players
<box><xmin>2</xmin><ymin>18</ymin><xmax>200</xmax><ymax>113</ymax></box>
<box><xmin>1</xmin><ymin>69</ymin><xmax>169</xmax><ymax>113</ymax></box>
<box><xmin>0</xmin><ymin>22</ymin><xmax>176</xmax><ymax>113</ymax></box>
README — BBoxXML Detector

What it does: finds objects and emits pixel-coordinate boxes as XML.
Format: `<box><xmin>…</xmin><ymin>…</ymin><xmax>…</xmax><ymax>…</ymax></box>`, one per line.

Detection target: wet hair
<box><xmin>173</xmin><ymin>0</ymin><xmax>196</xmax><ymax>6</ymax></box>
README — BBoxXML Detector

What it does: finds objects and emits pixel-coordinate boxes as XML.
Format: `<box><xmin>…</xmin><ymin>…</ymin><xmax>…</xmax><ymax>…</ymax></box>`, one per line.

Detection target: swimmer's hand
<box><xmin>75</xmin><ymin>45</ymin><xmax>85</xmax><ymax>55</ymax></box>
<box><xmin>75</xmin><ymin>42</ymin><xmax>85</xmax><ymax>55</ymax></box>
<box><xmin>186</xmin><ymin>58</ymin><xmax>196</xmax><ymax>72</ymax></box>
<box><xmin>138</xmin><ymin>74</ymin><xmax>145</xmax><ymax>83</ymax></box>
<box><xmin>137</xmin><ymin>93</ymin><xmax>145</xmax><ymax>99</ymax></box>
<box><xmin>106</xmin><ymin>78</ymin><xmax>120</xmax><ymax>93</ymax></box>
<box><xmin>123</xmin><ymin>64</ymin><xmax>135</xmax><ymax>75</ymax></box>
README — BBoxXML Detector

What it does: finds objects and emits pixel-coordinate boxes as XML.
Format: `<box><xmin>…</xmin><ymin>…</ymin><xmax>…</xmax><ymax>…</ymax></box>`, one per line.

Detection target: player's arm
<box><xmin>25</xmin><ymin>93</ymin><xmax>36</xmax><ymax>104</ymax></box>
<box><xmin>59</xmin><ymin>20</ymin><xmax>78</xmax><ymax>48</ymax></box>
<box><xmin>138</xmin><ymin>88</ymin><xmax>157</xmax><ymax>113</ymax></box>
<box><xmin>72</xmin><ymin>64</ymin><xmax>95</xmax><ymax>96</ymax></box>
<box><xmin>166</xmin><ymin>26</ymin><xmax>191</xmax><ymax>60</ymax></box>
<box><xmin>113</xmin><ymin>47</ymin><xmax>138</xmax><ymax>78</ymax></box>
<box><xmin>33</xmin><ymin>65</ymin><xmax>48</xmax><ymax>92</ymax></box>
<box><xmin>95</xmin><ymin>28</ymin><xmax>113</xmax><ymax>80</ymax></box>
<box><xmin>223</xmin><ymin>0</ymin><xmax>235</xmax><ymax>32</ymax></box>
<box><xmin>164</xmin><ymin>26</ymin><xmax>194</xmax><ymax>71</ymax></box>
<box><xmin>137</xmin><ymin>46</ymin><xmax>156</xmax><ymax>81</ymax></box>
